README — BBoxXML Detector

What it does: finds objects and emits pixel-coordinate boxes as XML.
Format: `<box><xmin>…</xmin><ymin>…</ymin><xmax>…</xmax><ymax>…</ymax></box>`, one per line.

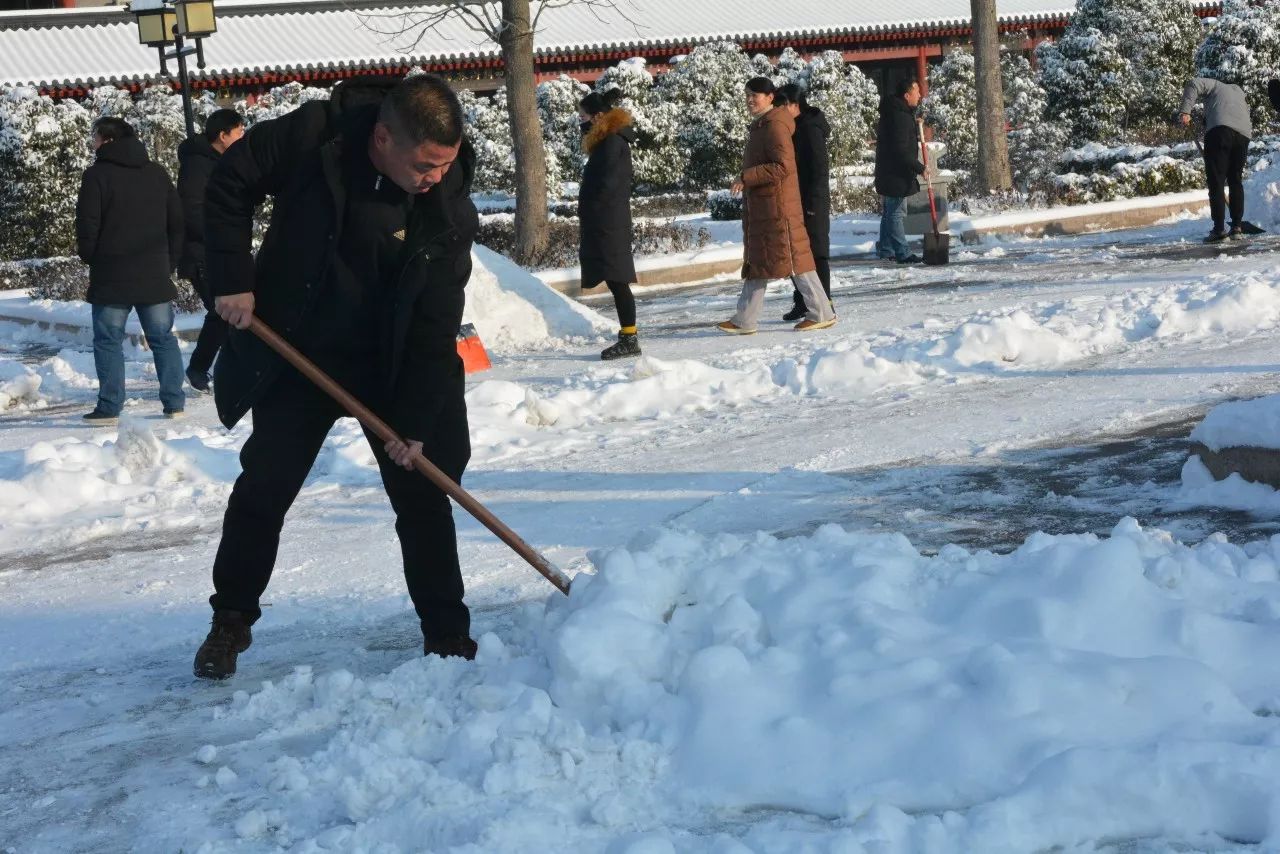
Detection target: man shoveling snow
<box><xmin>1178</xmin><ymin>76</ymin><xmax>1266</xmax><ymax>243</ymax></box>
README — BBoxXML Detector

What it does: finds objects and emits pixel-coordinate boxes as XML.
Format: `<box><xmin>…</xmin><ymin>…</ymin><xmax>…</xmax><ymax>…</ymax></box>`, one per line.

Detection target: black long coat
<box><xmin>578</xmin><ymin>108</ymin><xmax>637</xmax><ymax>288</ymax></box>
<box><xmin>176</xmin><ymin>135</ymin><xmax>220</xmax><ymax>282</ymax></box>
<box><xmin>793</xmin><ymin>106</ymin><xmax>831</xmax><ymax>259</ymax></box>
<box><xmin>75</xmin><ymin>137</ymin><xmax>181</xmax><ymax>305</ymax></box>
<box><xmin>203</xmin><ymin>77</ymin><xmax>480</xmax><ymax>445</ymax></box>
<box><xmin>874</xmin><ymin>96</ymin><xmax>926</xmax><ymax>200</ymax></box>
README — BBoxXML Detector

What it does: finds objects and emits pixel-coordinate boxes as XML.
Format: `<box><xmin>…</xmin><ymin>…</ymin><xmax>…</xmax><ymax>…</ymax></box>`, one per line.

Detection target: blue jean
<box><xmin>877</xmin><ymin>195</ymin><xmax>911</xmax><ymax>260</ymax></box>
<box><xmin>91</xmin><ymin>303</ymin><xmax>185</xmax><ymax>415</ymax></box>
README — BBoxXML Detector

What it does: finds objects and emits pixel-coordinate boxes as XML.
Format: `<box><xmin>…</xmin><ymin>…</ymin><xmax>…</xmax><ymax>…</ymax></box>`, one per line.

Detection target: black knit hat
<box><xmin>579</xmin><ymin>88</ymin><xmax>622</xmax><ymax>116</ymax></box>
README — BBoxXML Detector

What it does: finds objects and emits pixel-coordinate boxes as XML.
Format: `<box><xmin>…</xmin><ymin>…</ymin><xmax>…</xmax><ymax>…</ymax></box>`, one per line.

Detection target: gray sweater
<box><xmin>1180</xmin><ymin>77</ymin><xmax>1252</xmax><ymax>139</ymax></box>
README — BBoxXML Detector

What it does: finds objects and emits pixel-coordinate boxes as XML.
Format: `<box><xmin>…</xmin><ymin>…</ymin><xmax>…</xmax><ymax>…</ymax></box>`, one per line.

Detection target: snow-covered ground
<box><xmin>3</xmin><ymin>217</ymin><xmax>1280</xmax><ymax>853</ymax></box>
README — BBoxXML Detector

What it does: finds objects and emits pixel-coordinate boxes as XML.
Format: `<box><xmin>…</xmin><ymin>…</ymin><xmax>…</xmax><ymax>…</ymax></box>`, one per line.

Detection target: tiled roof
<box><xmin>0</xmin><ymin>0</ymin><xmax>1220</xmax><ymax>91</ymax></box>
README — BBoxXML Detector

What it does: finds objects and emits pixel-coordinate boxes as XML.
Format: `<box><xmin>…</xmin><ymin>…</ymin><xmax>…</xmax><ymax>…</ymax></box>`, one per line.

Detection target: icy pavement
<box><xmin>3</xmin><ymin>218</ymin><xmax>1280</xmax><ymax>852</ymax></box>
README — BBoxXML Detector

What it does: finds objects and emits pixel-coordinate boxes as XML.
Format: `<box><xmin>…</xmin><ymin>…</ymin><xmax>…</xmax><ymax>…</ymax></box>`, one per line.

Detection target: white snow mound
<box><xmin>464</xmin><ymin>245</ymin><xmax>613</xmax><ymax>353</ymax></box>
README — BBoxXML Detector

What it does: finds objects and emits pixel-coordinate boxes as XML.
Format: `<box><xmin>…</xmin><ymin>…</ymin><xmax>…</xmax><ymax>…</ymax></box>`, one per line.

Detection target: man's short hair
<box><xmin>893</xmin><ymin>77</ymin><xmax>920</xmax><ymax>99</ymax></box>
<box><xmin>203</xmin><ymin>108</ymin><xmax>244</xmax><ymax>143</ymax></box>
<box><xmin>745</xmin><ymin>76</ymin><xmax>776</xmax><ymax>95</ymax></box>
<box><xmin>379</xmin><ymin>74</ymin><xmax>464</xmax><ymax>148</ymax></box>
<box><xmin>92</xmin><ymin>116</ymin><xmax>135</xmax><ymax>143</ymax></box>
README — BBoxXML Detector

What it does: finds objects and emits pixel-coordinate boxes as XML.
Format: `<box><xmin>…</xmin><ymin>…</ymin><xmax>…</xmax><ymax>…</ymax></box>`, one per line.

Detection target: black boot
<box><xmin>193</xmin><ymin>610</ymin><xmax>254</xmax><ymax>680</ymax></box>
<box><xmin>1204</xmin><ymin>227</ymin><xmax>1228</xmax><ymax>243</ymax></box>
<box><xmin>601</xmin><ymin>332</ymin><xmax>641</xmax><ymax>361</ymax></box>
<box><xmin>782</xmin><ymin>297</ymin><xmax>807</xmax><ymax>322</ymax></box>
<box><xmin>424</xmin><ymin>635</ymin><xmax>478</xmax><ymax>660</ymax></box>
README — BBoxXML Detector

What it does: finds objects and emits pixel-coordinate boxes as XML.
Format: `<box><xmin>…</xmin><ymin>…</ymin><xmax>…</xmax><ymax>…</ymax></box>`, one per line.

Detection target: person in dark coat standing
<box><xmin>718</xmin><ymin>77</ymin><xmax>836</xmax><ymax>334</ymax></box>
<box><xmin>578</xmin><ymin>89</ymin><xmax>641</xmax><ymax>360</ymax></box>
<box><xmin>75</xmin><ymin>116</ymin><xmax>185</xmax><ymax>423</ymax></box>
<box><xmin>874</xmin><ymin>77</ymin><xmax>925</xmax><ymax>264</ymax></box>
<box><xmin>178</xmin><ymin>108</ymin><xmax>245</xmax><ymax>392</ymax></box>
<box><xmin>193</xmin><ymin>74</ymin><xmax>481</xmax><ymax>680</ymax></box>
<box><xmin>775</xmin><ymin>83</ymin><xmax>832</xmax><ymax>322</ymax></box>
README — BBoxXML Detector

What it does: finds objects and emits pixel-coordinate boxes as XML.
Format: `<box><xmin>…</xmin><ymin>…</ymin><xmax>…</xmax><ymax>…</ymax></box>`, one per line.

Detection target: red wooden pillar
<box><xmin>916</xmin><ymin>43</ymin><xmax>929</xmax><ymax>95</ymax></box>
<box><xmin>59</xmin><ymin>0</ymin><xmax>76</xmax><ymax>7</ymax></box>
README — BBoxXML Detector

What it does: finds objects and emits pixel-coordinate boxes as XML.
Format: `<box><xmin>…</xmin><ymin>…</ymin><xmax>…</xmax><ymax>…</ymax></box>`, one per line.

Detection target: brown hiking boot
<box><xmin>424</xmin><ymin>635</ymin><xmax>478</xmax><ymax>661</ymax></box>
<box><xmin>193</xmin><ymin>611</ymin><xmax>254</xmax><ymax>680</ymax></box>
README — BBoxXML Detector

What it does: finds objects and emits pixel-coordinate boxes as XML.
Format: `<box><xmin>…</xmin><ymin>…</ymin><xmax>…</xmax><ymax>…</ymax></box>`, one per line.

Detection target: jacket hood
<box><xmin>177</xmin><ymin>134</ymin><xmax>218</xmax><ymax>165</ymax></box>
<box><xmin>797</xmin><ymin>106</ymin><xmax>830</xmax><ymax>139</ymax></box>
<box><xmin>95</xmin><ymin>136</ymin><xmax>150</xmax><ymax>168</ymax></box>
<box><xmin>583</xmin><ymin>108</ymin><xmax>635</xmax><ymax>153</ymax></box>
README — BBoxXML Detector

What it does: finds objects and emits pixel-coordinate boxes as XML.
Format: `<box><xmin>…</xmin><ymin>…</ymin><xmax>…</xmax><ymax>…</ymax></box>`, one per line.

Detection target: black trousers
<box><xmin>186</xmin><ymin>269</ymin><xmax>228</xmax><ymax>376</ymax></box>
<box><xmin>606</xmin><ymin>280</ymin><xmax>637</xmax><ymax>329</ymax></box>
<box><xmin>1204</xmin><ymin>125</ymin><xmax>1250</xmax><ymax>231</ymax></box>
<box><xmin>209</xmin><ymin>369</ymin><xmax>471</xmax><ymax>640</ymax></box>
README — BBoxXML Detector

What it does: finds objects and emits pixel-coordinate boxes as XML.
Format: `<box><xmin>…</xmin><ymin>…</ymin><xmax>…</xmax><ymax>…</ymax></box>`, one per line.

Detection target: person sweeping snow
<box><xmin>1178</xmin><ymin>76</ymin><xmax>1264</xmax><ymax>242</ymax></box>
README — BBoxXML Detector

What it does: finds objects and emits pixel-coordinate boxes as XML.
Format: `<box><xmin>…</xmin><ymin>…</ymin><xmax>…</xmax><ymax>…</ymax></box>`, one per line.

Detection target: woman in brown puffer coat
<box><xmin>717</xmin><ymin>77</ymin><xmax>836</xmax><ymax>335</ymax></box>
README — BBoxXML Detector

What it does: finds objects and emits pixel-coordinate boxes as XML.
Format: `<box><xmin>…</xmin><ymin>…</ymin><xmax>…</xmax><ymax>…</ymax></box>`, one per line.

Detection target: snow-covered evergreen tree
<box><xmin>595</xmin><ymin>57</ymin><xmax>682</xmax><ymax>189</ymax></box>
<box><xmin>1037</xmin><ymin>26</ymin><xmax>1134</xmax><ymax>146</ymax></box>
<box><xmin>0</xmin><ymin>87</ymin><xmax>92</xmax><ymax>261</ymax></box>
<box><xmin>653</xmin><ymin>41</ymin><xmax>757</xmax><ymax>189</ymax></box>
<box><xmin>922</xmin><ymin>49</ymin><xmax>979</xmax><ymax>172</ymax></box>
<box><xmin>1003</xmin><ymin>50</ymin><xmax>1068</xmax><ymax>190</ymax></box>
<box><xmin>1195</xmin><ymin>0</ymin><xmax>1280</xmax><ymax>130</ymax></box>
<box><xmin>242</xmin><ymin>81</ymin><xmax>331</xmax><ymax>125</ymax></box>
<box><xmin>1071</xmin><ymin>0</ymin><xmax>1200</xmax><ymax>128</ymax></box>
<box><xmin>458</xmin><ymin>87</ymin><xmax>517</xmax><ymax>195</ymax></box>
<box><xmin>127</xmin><ymin>86</ymin><xmax>187</xmax><ymax>180</ymax></box>
<box><xmin>792</xmin><ymin>50</ymin><xmax>879</xmax><ymax>170</ymax></box>
<box><xmin>535</xmin><ymin>75</ymin><xmax>586</xmax><ymax>195</ymax></box>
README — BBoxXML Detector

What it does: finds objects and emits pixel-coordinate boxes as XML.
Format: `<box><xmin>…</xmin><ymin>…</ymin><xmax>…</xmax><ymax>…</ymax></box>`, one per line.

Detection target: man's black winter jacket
<box><xmin>203</xmin><ymin>78</ymin><xmax>480</xmax><ymax>439</ymax></box>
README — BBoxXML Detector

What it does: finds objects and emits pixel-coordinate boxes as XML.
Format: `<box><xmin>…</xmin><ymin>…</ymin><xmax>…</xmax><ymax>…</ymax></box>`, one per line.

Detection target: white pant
<box><xmin>730</xmin><ymin>270</ymin><xmax>833</xmax><ymax>331</ymax></box>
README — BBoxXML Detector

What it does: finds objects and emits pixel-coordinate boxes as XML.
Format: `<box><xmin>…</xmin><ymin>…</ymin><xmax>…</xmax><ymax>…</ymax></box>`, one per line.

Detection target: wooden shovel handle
<box><xmin>247</xmin><ymin>317</ymin><xmax>571</xmax><ymax>595</ymax></box>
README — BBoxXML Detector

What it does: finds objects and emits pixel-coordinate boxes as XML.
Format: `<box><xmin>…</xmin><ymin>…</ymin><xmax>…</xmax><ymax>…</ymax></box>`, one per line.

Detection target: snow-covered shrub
<box><xmin>536</xmin><ymin>75</ymin><xmax>586</xmax><ymax>195</ymax></box>
<box><xmin>1195</xmin><ymin>0</ymin><xmax>1280</xmax><ymax>131</ymax></box>
<box><xmin>459</xmin><ymin>88</ymin><xmax>517</xmax><ymax>195</ymax></box>
<box><xmin>829</xmin><ymin>177</ymin><xmax>880</xmax><ymax>214</ymax></box>
<box><xmin>1038</xmin><ymin>26</ymin><xmax>1134</xmax><ymax>146</ymax></box>
<box><xmin>242</xmin><ymin>81</ymin><xmax>329</xmax><ymax>125</ymax></box>
<box><xmin>1070</xmin><ymin>0</ymin><xmax>1201</xmax><ymax>128</ymax></box>
<box><xmin>654</xmin><ymin>42</ymin><xmax>757</xmax><ymax>190</ymax></box>
<box><xmin>26</xmin><ymin>257</ymin><xmax>91</xmax><ymax>301</ymax></box>
<box><xmin>707</xmin><ymin>189</ymin><xmax>743</xmax><ymax>220</ymax></box>
<box><xmin>0</xmin><ymin>87</ymin><xmax>93</xmax><ymax>262</ymax></box>
<box><xmin>1049</xmin><ymin>154</ymin><xmax>1202</xmax><ymax>203</ymax></box>
<box><xmin>924</xmin><ymin>47</ymin><xmax>1066</xmax><ymax>191</ymax></box>
<box><xmin>595</xmin><ymin>58</ymin><xmax>683</xmax><ymax>190</ymax></box>
<box><xmin>788</xmin><ymin>50</ymin><xmax>879</xmax><ymax>171</ymax></box>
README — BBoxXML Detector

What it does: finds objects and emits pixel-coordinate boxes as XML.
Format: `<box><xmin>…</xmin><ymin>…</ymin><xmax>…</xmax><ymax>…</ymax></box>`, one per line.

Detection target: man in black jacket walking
<box><xmin>776</xmin><ymin>83</ymin><xmax>833</xmax><ymax>322</ymax></box>
<box><xmin>193</xmin><ymin>74</ymin><xmax>481</xmax><ymax>679</ymax></box>
<box><xmin>75</xmin><ymin>116</ymin><xmax>185</xmax><ymax>423</ymax></box>
<box><xmin>178</xmin><ymin>108</ymin><xmax>244</xmax><ymax>392</ymax></box>
<box><xmin>874</xmin><ymin>78</ymin><xmax>926</xmax><ymax>265</ymax></box>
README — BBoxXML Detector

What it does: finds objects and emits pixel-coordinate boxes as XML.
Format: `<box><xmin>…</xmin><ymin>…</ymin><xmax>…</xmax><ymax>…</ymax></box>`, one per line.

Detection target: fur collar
<box><xmin>583</xmin><ymin>108</ymin><xmax>633</xmax><ymax>154</ymax></box>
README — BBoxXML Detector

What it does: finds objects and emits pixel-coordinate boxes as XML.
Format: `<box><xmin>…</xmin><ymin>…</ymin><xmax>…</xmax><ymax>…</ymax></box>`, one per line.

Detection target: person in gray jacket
<box><xmin>1178</xmin><ymin>77</ymin><xmax>1260</xmax><ymax>241</ymax></box>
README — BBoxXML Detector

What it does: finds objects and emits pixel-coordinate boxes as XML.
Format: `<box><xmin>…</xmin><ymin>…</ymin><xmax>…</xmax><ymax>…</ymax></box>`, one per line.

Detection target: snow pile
<box><xmin>1190</xmin><ymin>393</ymin><xmax>1280</xmax><ymax>452</ymax></box>
<box><xmin>464</xmin><ymin>246</ymin><xmax>613</xmax><ymax>353</ymax></box>
<box><xmin>1180</xmin><ymin>455</ymin><xmax>1280</xmax><ymax>515</ymax></box>
<box><xmin>202</xmin><ymin>519</ymin><xmax>1280</xmax><ymax>851</ymax></box>
<box><xmin>0</xmin><ymin>420</ymin><xmax>241</xmax><ymax>552</ymax></box>
<box><xmin>1246</xmin><ymin>155</ymin><xmax>1280</xmax><ymax>231</ymax></box>
<box><xmin>0</xmin><ymin>348</ymin><xmax>98</xmax><ymax>411</ymax></box>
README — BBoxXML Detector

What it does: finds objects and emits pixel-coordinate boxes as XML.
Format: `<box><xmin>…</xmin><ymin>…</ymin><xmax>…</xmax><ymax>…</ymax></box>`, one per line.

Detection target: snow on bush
<box><xmin>593</xmin><ymin>58</ymin><xmax>683</xmax><ymax>190</ymax></box>
<box><xmin>0</xmin><ymin>87</ymin><xmax>92</xmax><ymax>262</ymax></box>
<box><xmin>1037</xmin><ymin>26</ymin><xmax>1133</xmax><ymax>147</ymax></box>
<box><xmin>787</xmin><ymin>48</ymin><xmax>879</xmax><ymax>172</ymax></box>
<box><xmin>535</xmin><ymin>75</ymin><xmax>586</xmax><ymax>196</ymax></box>
<box><xmin>1195</xmin><ymin>0</ymin><xmax>1280</xmax><ymax>130</ymax></box>
<box><xmin>197</xmin><ymin>516</ymin><xmax>1280</xmax><ymax>851</ymax></box>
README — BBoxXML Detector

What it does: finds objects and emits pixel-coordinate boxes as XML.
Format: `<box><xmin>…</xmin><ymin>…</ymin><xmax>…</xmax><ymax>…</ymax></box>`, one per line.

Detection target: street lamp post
<box><xmin>129</xmin><ymin>0</ymin><xmax>218</xmax><ymax>140</ymax></box>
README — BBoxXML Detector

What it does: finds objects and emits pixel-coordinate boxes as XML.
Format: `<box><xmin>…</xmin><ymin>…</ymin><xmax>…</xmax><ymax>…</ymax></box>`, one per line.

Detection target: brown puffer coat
<box><xmin>740</xmin><ymin>106</ymin><xmax>815</xmax><ymax>280</ymax></box>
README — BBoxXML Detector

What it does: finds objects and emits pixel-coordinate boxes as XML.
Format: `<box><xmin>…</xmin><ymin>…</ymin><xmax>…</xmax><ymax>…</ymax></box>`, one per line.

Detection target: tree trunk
<box><xmin>971</xmin><ymin>0</ymin><xmax>1013</xmax><ymax>192</ymax></box>
<box><xmin>498</xmin><ymin>0</ymin><xmax>549</xmax><ymax>266</ymax></box>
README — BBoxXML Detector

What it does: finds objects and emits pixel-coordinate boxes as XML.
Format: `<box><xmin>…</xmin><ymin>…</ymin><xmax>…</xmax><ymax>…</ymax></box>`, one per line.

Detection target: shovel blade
<box><xmin>923</xmin><ymin>231</ymin><xmax>950</xmax><ymax>266</ymax></box>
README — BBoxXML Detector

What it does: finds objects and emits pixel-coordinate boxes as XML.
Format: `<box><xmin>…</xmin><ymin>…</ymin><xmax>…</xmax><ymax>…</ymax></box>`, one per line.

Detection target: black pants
<box><xmin>209</xmin><ymin>370</ymin><xmax>471</xmax><ymax>640</ymax></box>
<box><xmin>606</xmin><ymin>280</ymin><xmax>637</xmax><ymax>329</ymax></box>
<box><xmin>186</xmin><ymin>269</ymin><xmax>228</xmax><ymax>376</ymax></box>
<box><xmin>1204</xmin><ymin>125</ymin><xmax>1250</xmax><ymax>231</ymax></box>
<box><xmin>791</xmin><ymin>257</ymin><xmax>831</xmax><ymax>309</ymax></box>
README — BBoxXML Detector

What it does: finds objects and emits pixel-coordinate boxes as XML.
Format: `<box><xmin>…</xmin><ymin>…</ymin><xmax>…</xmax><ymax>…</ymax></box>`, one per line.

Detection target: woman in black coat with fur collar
<box><xmin>578</xmin><ymin>89</ymin><xmax>641</xmax><ymax>360</ymax></box>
